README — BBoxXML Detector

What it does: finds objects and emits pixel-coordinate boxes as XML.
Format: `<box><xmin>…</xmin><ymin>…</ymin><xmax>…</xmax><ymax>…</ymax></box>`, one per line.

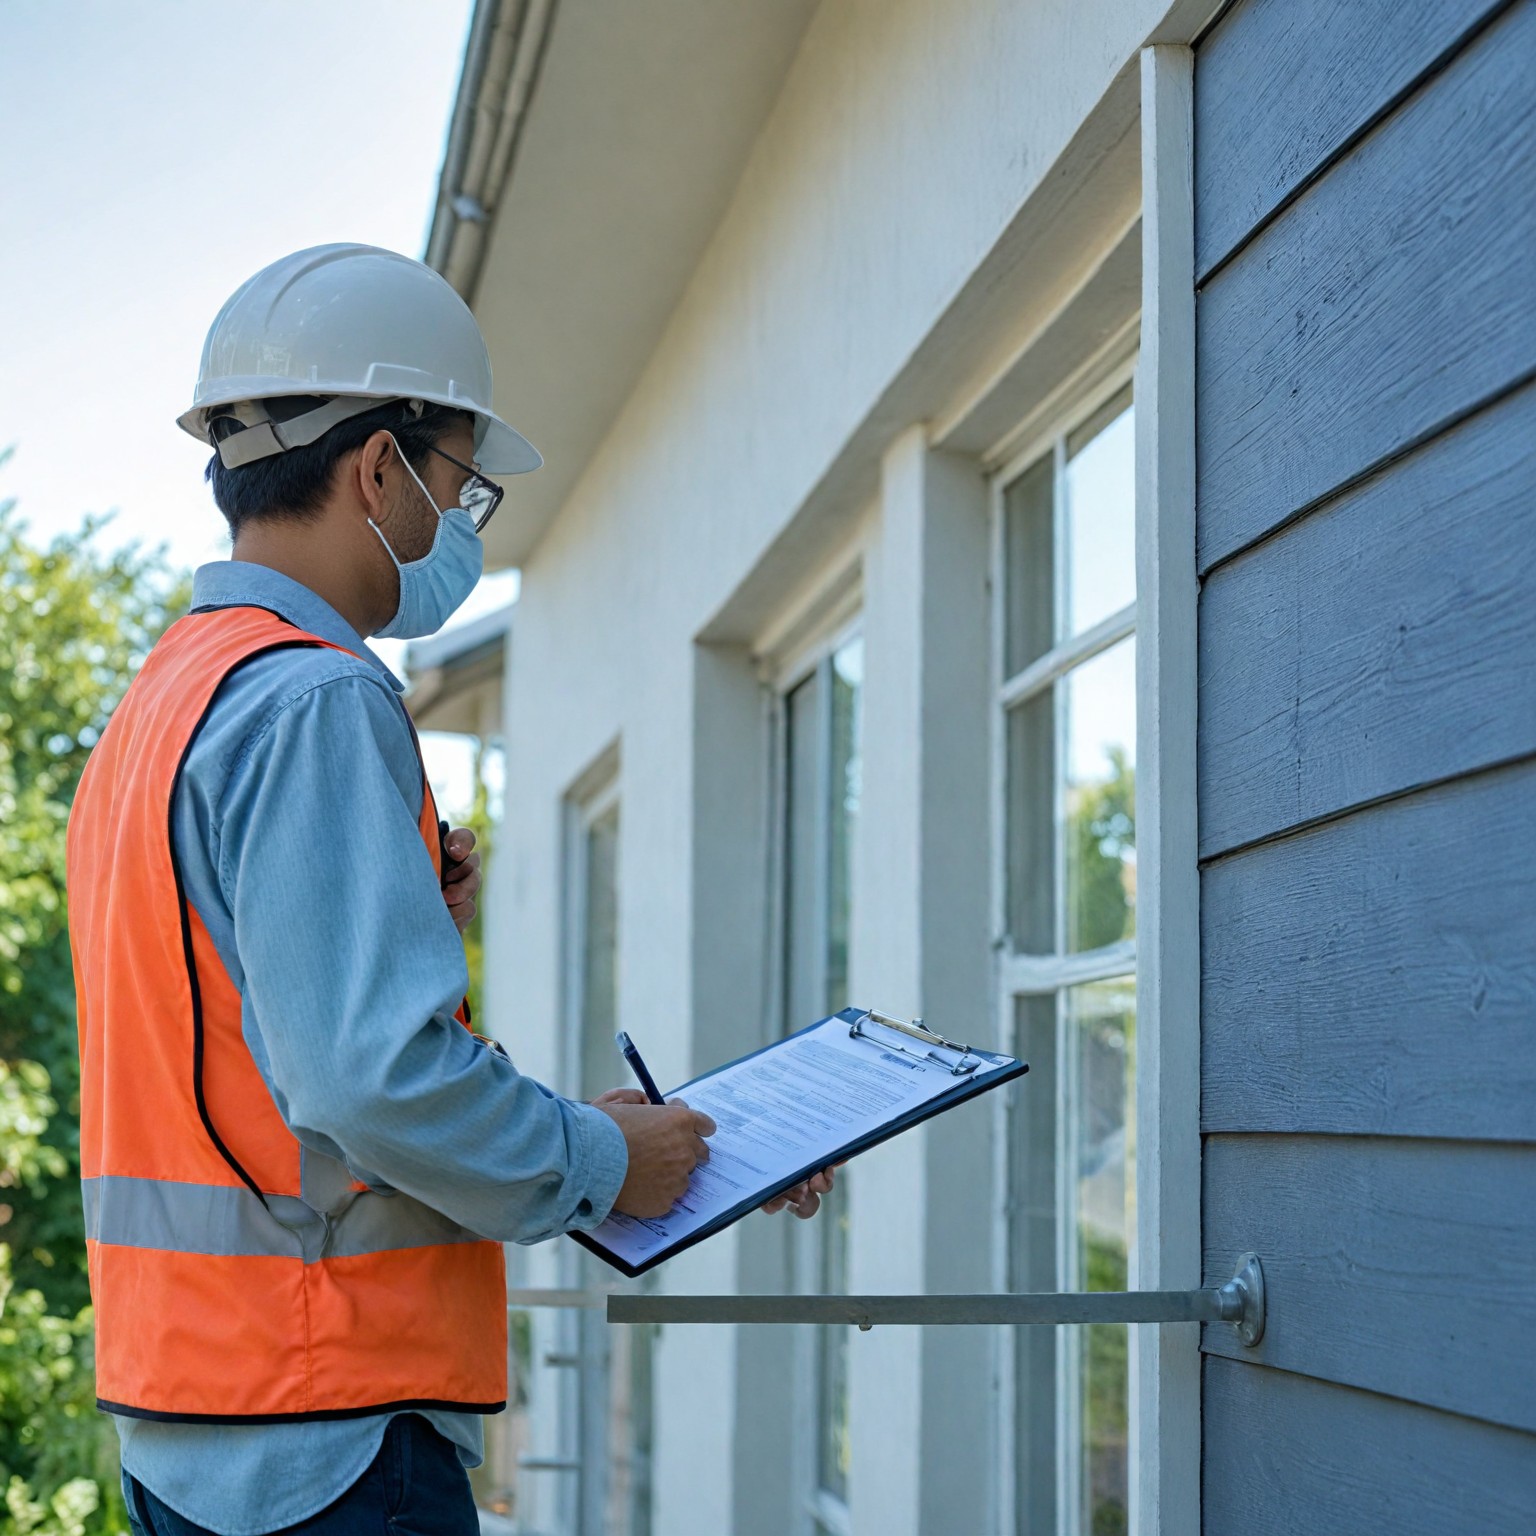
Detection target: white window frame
<box><xmin>986</xmin><ymin>347</ymin><xmax>1140</xmax><ymax>1536</ymax></box>
<box><xmin>557</xmin><ymin>748</ymin><xmax>635</xmax><ymax>1536</ymax></box>
<box><xmin>762</xmin><ymin>593</ymin><xmax>862</xmax><ymax>1536</ymax></box>
<box><xmin>1131</xmin><ymin>43</ymin><xmax>1200</xmax><ymax>1536</ymax></box>
<box><xmin>561</xmin><ymin>755</ymin><xmax>622</xmax><ymax>1103</ymax></box>
<box><xmin>976</xmin><ymin>45</ymin><xmax>1201</xmax><ymax>1536</ymax></box>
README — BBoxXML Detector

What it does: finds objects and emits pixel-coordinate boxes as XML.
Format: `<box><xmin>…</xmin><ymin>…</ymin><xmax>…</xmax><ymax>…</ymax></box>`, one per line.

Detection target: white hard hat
<box><xmin>177</xmin><ymin>243</ymin><xmax>542</xmax><ymax>476</ymax></box>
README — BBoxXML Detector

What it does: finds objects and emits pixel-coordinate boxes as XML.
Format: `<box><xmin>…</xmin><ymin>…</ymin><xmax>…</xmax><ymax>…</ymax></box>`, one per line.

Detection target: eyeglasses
<box><xmin>424</xmin><ymin>443</ymin><xmax>505</xmax><ymax>533</ymax></box>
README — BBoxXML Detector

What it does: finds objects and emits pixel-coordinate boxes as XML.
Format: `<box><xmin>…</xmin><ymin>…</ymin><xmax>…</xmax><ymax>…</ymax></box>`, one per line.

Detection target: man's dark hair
<box><xmin>204</xmin><ymin>397</ymin><xmax>471</xmax><ymax>537</ymax></box>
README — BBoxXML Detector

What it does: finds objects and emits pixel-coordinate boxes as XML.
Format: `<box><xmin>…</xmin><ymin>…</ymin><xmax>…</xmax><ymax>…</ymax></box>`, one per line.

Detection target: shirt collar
<box><xmin>188</xmin><ymin>560</ymin><xmax>405</xmax><ymax>694</ymax></box>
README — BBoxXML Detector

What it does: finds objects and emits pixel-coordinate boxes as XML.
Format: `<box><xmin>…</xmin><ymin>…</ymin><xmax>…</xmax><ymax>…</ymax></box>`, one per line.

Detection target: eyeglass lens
<box><xmin>459</xmin><ymin>476</ymin><xmax>499</xmax><ymax>530</ymax></box>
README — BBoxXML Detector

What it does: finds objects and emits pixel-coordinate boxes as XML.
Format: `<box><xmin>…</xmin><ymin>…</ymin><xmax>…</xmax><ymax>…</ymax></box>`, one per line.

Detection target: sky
<box><xmin>0</xmin><ymin>0</ymin><xmax>514</xmax><ymax>814</ymax></box>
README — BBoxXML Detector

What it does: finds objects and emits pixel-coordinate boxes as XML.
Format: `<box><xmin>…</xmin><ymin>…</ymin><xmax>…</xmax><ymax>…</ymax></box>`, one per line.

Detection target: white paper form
<box><xmin>585</xmin><ymin>1015</ymin><xmax>977</xmax><ymax>1269</ymax></box>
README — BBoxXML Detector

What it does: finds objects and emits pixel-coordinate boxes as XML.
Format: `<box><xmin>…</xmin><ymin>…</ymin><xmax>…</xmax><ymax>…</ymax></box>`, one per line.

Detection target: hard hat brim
<box><xmin>474</xmin><ymin>412</ymin><xmax>544</xmax><ymax>476</ymax></box>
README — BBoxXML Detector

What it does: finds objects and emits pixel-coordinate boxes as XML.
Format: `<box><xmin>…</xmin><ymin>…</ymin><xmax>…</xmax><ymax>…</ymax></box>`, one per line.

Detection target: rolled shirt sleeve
<box><xmin>217</xmin><ymin>668</ymin><xmax>627</xmax><ymax>1243</ymax></box>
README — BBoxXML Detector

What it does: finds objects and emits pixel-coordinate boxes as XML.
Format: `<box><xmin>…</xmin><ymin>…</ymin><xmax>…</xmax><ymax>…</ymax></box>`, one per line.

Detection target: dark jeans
<box><xmin>121</xmin><ymin>1413</ymin><xmax>481</xmax><ymax>1536</ymax></box>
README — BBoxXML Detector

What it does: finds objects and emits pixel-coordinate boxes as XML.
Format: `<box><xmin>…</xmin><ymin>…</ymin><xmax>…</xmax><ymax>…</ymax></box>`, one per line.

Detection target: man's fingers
<box><xmin>761</xmin><ymin>1180</ymin><xmax>808</xmax><ymax>1215</ymax></box>
<box><xmin>692</xmin><ymin>1135</ymin><xmax>711</xmax><ymax>1164</ymax></box>
<box><xmin>446</xmin><ymin>827</ymin><xmax>477</xmax><ymax>860</ymax></box>
<box><xmin>443</xmin><ymin>853</ymin><xmax>482</xmax><ymax>891</ymax></box>
<box><xmin>791</xmin><ymin>1189</ymin><xmax>821</xmax><ymax>1219</ymax></box>
<box><xmin>591</xmin><ymin>1087</ymin><xmax>649</xmax><ymax>1107</ymax></box>
<box><xmin>691</xmin><ymin>1111</ymin><xmax>717</xmax><ymax>1138</ymax></box>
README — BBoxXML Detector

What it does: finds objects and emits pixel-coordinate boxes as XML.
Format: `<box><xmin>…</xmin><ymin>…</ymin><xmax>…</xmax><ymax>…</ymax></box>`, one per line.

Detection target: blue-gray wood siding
<box><xmin>1194</xmin><ymin>0</ymin><xmax>1536</xmax><ymax>1523</ymax></box>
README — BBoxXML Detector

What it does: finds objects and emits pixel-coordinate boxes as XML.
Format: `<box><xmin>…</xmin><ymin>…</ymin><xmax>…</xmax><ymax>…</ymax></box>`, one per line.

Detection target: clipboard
<box><xmin>571</xmin><ymin>1006</ymin><xmax>1028</xmax><ymax>1277</ymax></box>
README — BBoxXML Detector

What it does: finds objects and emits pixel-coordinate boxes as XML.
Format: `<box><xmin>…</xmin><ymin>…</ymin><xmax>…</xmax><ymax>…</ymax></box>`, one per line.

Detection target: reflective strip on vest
<box><xmin>82</xmin><ymin>1175</ymin><xmax>489</xmax><ymax>1264</ymax></box>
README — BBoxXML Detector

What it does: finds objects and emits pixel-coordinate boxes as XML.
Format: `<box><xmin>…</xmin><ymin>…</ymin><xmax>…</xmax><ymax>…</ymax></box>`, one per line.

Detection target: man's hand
<box><xmin>761</xmin><ymin>1164</ymin><xmax>840</xmax><ymax>1220</ymax></box>
<box><xmin>441</xmin><ymin>826</ymin><xmax>482</xmax><ymax>933</ymax></box>
<box><xmin>594</xmin><ymin>1095</ymin><xmax>716</xmax><ymax>1218</ymax></box>
<box><xmin>592</xmin><ymin>1087</ymin><xmax>840</xmax><ymax>1220</ymax></box>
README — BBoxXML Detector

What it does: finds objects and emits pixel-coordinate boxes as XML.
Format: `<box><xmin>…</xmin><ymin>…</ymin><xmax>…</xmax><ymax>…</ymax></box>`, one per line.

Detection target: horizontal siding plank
<box><xmin>1197</xmin><ymin>381</ymin><xmax>1536</xmax><ymax>857</ymax></box>
<box><xmin>1202</xmin><ymin>763</ymin><xmax>1536</xmax><ymax>1141</ymax></box>
<box><xmin>1195</xmin><ymin>0</ymin><xmax>1536</xmax><ymax>572</ymax></box>
<box><xmin>1203</xmin><ymin>1356</ymin><xmax>1536</xmax><ymax>1535</ymax></box>
<box><xmin>1194</xmin><ymin>0</ymin><xmax>1506</xmax><ymax>280</ymax></box>
<box><xmin>1202</xmin><ymin>1135</ymin><xmax>1536</xmax><ymax>1431</ymax></box>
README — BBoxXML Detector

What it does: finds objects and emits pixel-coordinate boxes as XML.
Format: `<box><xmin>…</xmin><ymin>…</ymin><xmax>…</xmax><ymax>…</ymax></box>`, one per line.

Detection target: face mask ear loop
<box><xmin>387</xmin><ymin>431</ymin><xmax>444</xmax><ymax>520</ymax></box>
<box><xmin>369</xmin><ymin>430</ymin><xmax>441</xmax><ymax>569</ymax></box>
<box><xmin>368</xmin><ymin>516</ymin><xmax>404</xmax><ymax>572</ymax></box>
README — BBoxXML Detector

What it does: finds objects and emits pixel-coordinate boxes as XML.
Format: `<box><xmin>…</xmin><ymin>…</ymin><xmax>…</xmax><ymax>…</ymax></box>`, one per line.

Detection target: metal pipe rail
<box><xmin>604</xmin><ymin>1253</ymin><xmax>1265</xmax><ymax>1347</ymax></box>
<box><xmin>505</xmin><ymin>1287</ymin><xmax>614</xmax><ymax>1311</ymax></box>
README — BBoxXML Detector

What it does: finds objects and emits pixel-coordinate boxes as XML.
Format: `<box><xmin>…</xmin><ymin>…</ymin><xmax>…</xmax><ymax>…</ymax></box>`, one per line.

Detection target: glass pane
<box><xmin>1006</xmin><ymin>688</ymin><xmax>1055</xmax><ymax>954</ymax></box>
<box><xmin>826</xmin><ymin>637</ymin><xmax>863</xmax><ymax>1015</ymax></box>
<box><xmin>1064</xmin><ymin>389</ymin><xmax>1135</xmax><ymax>639</ymax></box>
<box><xmin>1010</xmin><ymin>993</ymin><xmax>1058</xmax><ymax>1536</ymax></box>
<box><xmin>815</xmin><ymin>1178</ymin><xmax>852</xmax><ymax>1501</ymax></box>
<box><xmin>605</xmin><ymin>1321</ymin><xmax>655</xmax><ymax>1536</ymax></box>
<box><xmin>1068</xmin><ymin>976</ymin><xmax>1135</xmax><ymax>1536</ymax></box>
<box><xmin>784</xmin><ymin>670</ymin><xmax>823</xmax><ymax>1032</ymax></box>
<box><xmin>1064</xmin><ymin>638</ymin><xmax>1136</xmax><ymax>955</ymax></box>
<box><xmin>579</xmin><ymin>802</ymin><xmax>620</xmax><ymax>1099</ymax></box>
<box><xmin>1004</xmin><ymin>451</ymin><xmax>1055</xmax><ymax>678</ymax></box>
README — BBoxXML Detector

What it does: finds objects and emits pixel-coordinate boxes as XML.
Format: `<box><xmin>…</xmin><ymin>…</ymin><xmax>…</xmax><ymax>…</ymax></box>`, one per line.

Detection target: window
<box><xmin>994</xmin><ymin>382</ymin><xmax>1136</xmax><ymax>1536</ymax></box>
<box><xmin>561</xmin><ymin>764</ymin><xmax>654</xmax><ymax>1536</ymax></box>
<box><xmin>778</xmin><ymin>627</ymin><xmax>863</xmax><ymax>1536</ymax></box>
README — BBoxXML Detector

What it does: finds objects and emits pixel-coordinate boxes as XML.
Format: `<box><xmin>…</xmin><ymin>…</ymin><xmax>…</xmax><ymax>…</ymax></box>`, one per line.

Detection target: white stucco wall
<box><xmin>481</xmin><ymin>0</ymin><xmax>1194</xmax><ymax>1530</ymax></box>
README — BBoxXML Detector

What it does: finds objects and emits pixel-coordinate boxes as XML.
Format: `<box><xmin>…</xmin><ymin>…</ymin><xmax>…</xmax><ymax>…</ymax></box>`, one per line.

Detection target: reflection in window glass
<box><xmin>818</xmin><ymin>637</ymin><xmax>860</xmax><ymax>1507</ymax></box>
<box><xmin>1065</xmin><ymin>390</ymin><xmax>1135</xmax><ymax>639</ymax></box>
<box><xmin>1068</xmin><ymin>977</ymin><xmax>1135</xmax><ymax>1536</ymax></box>
<box><xmin>1004</xmin><ymin>452</ymin><xmax>1055</xmax><ymax>679</ymax></box>
<box><xmin>578</xmin><ymin>802</ymin><xmax>620</xmax><ymax>1100</ymax></box>
<box><xmin>1010</xmin><ymin>994</ymin><xmax>1058</xmax><ymax>1536</ymax></box>
<box><xmin>784</xmin><ymin>671</ymin><xmax>824</xmax><ymax>1034</ymax></box>
<box><xmin>1005</xmin><ymin>687</ymin><xmax>1055</xmax><ymax>954</ymax></box>
<box><xmin>816</xmin><ymin>1179</ymin><xmax>852</xmax><ymax>1501</ymax></box>
<box><xmin>1064</xmin><ymin>638</ymin><xmax>1136</xmax><ymax>954</ymax></box>
<box><xmin>605</xmin><ymin>1322</ymin><xmax>655</xmax><ymax>1536</ymax></box>
<box><xmin>571</xmin><ymin>794</ymin><xmax>652</xmax><ymax>1536</ymax></box>
<box><xmin>782</xmin><ymin>631</ymin><xmax>862</xmax><ymax>1523</ymax></box>
<box><xmin>827</xmin><ymin>638</ymin><xmax>863</xmax><ymax>1015</ymax></box>
<box><xmin>998</xmin><ymin>379</ymin><xmax>1137</xmax><ymax>1536</ymax></box>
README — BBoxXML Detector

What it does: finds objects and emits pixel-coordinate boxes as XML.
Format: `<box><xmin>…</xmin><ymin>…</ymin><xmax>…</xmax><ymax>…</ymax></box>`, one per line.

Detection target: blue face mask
<box><xmin>369</xmin><ymin>434</ymin><xmax>484</xmax><ymax>639</ymax></box>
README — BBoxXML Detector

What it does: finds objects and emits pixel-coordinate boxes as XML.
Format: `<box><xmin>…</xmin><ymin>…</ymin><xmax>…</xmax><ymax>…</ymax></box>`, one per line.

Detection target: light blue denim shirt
<box><xmin>113</xmin><ymin>560</ymin><xmax>627</xmax><ymax>1535</ymax></box>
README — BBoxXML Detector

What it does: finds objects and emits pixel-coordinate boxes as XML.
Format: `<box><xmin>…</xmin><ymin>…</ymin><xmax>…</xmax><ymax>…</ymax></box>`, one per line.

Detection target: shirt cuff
<box><xmin>565</xmin><ymin>1100</ymin><xmax>629</xmax><ymax>1230</ymax></box>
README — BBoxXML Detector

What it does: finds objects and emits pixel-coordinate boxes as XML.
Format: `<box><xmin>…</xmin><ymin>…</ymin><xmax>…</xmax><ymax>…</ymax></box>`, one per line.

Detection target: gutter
<box><xmin>423</xmin><ymin>0</ymin><xmax>560</xmax><ymax>303</ymax></box>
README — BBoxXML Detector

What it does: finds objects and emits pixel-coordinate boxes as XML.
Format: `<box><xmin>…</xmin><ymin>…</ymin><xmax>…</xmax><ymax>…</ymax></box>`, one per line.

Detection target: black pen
<box><xmin>615</xmin><ymin>1031</ymin><xmax>665</xmax><ymax>1105</ymax></box>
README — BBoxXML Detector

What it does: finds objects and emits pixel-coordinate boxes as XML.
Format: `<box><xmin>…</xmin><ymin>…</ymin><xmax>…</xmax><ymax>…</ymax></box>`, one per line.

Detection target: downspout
<box><xmin>423</xmin><ymin>0</ymin><xmax>560</xmax><ymax>304</ymax></box>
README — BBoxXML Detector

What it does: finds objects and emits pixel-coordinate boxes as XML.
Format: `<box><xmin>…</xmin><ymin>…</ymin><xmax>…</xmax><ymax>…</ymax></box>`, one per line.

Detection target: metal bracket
<box><xmin>607</xmin><ymin>1252</ymin><xmax>1265</xmax><ymax>1346</ymax></box>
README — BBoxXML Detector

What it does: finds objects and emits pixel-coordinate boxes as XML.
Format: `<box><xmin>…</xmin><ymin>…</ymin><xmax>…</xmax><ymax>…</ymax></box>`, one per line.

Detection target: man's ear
<box><xmin>350</xmin><ymin>430</ymin><xmax>397</xmax><ymax>522</ymax></box>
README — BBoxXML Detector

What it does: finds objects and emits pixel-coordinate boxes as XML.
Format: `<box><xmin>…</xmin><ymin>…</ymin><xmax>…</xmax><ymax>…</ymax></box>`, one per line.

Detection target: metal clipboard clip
<box><xmin>848</xmin><ymin>1008</ymin><xmax>982</xmax><ymax>1076</ymax></box>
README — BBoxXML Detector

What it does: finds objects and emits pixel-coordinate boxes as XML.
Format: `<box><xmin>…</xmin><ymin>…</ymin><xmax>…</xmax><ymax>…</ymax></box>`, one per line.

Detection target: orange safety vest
<box><xmin>66</xmin><ymin>605</ymin><xmax>507</xmax><ymax>1422</ymax></box>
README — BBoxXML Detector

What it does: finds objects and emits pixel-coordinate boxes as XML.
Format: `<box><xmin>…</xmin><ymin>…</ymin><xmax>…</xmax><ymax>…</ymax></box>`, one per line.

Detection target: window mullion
<box><xmin>998</xmin><ymin>602</ymin><xmax>1137</xmax><ymax>711</ymax></box>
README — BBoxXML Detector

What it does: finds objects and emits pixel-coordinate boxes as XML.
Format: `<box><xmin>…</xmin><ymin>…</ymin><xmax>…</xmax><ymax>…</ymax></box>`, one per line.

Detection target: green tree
<box><xmin>1067</xmin><ymin>746</ymin><xmax>1136</xmax><ymax>954</ymax></box>
<box><xmin>0</xmin><ymin>474</ymin><xmax>190</xmax><ymax>1534</ymax></box>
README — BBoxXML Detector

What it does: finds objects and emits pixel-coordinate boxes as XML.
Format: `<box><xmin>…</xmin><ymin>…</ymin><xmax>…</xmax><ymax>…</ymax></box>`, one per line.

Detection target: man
<box><xmin>66</xmin><ymin>244</ymin><xmax>834</xmax><ymax>1536</ymax></box>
